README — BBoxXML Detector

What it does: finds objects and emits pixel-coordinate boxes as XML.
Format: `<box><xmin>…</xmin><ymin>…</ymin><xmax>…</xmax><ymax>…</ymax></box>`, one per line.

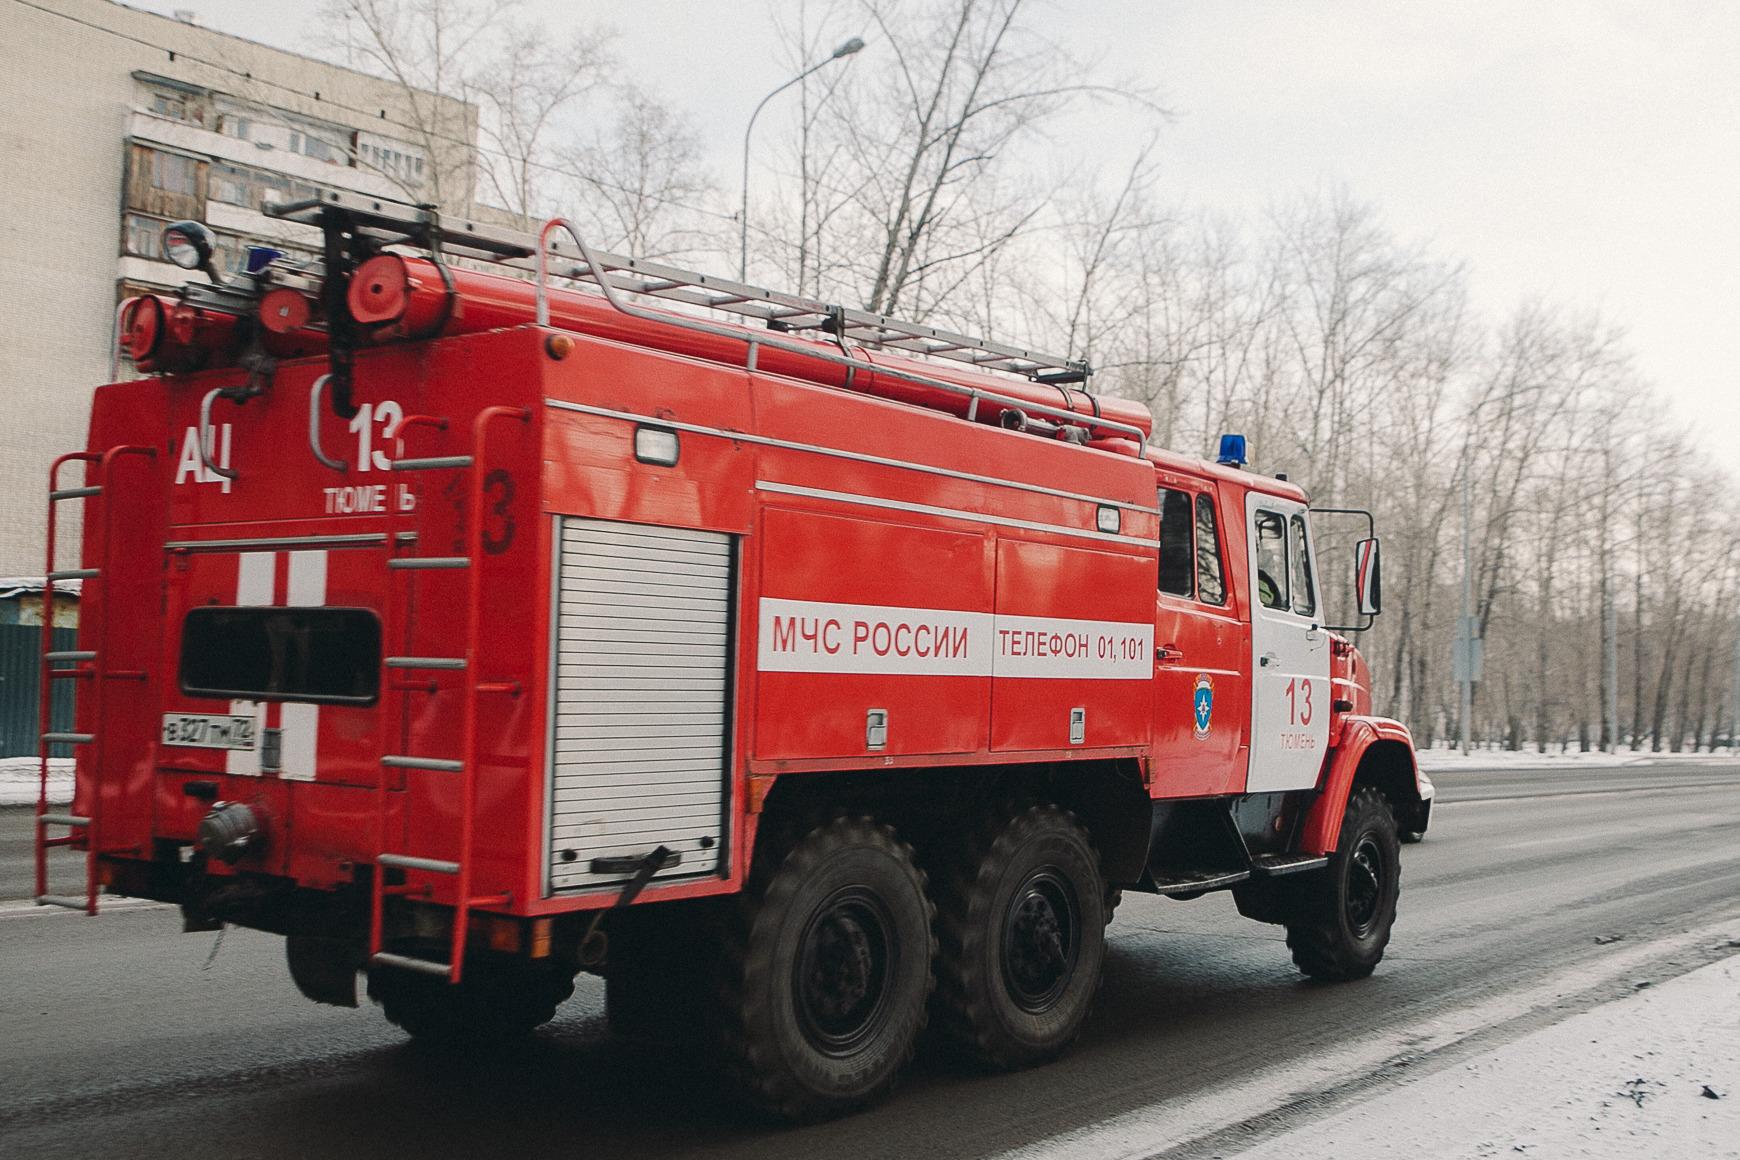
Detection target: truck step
<box><xmin>371</xmin><ymin>952</ymin><xmax>453</xmax><ymax>978</ymax></box>
<box><xmin>381</xmin><ymin>755</ymin><xmax>464</xmax><ymax>773</ymax></box>
<box><xmin>1250</xmin><ymin>853</ymin><xmax>1330</xmax><ymax>877</ymax></box>
<box><xmin>1150</xmin><ymin>868</ymin><xmax>1251</xmax><ymax>895</ymax></box>
<box><xmin>385</xmin><ymin>656</ymin><xmax>467</xmax><ymax>670</ymax></box>
<box><xmin>392</xmin><ymin>455</ymin><xmax>474</xmax><ymax>471</ymax></box>
<box><xmin>377</xmin><ymin>853</ymin><xmax>460</xmax><ymax>875</ymax></box>
<box><xmin>386</xmin><ymin>556</ymin><xmax>470</xmax><ymax>571</ymax></box>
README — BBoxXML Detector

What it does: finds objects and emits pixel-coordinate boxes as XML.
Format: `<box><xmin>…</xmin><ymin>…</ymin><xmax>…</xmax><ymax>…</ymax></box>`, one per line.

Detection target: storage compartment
<box><xmin>545</xmin><ymin>518</ymin><xmax>734</xmax><ymax>892</ymax></box>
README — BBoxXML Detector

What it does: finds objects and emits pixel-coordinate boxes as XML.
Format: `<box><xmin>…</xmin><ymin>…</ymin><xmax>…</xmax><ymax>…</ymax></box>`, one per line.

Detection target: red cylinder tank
<box><xmin>348</xmin><ymin>254</ymin><xmax>1152</xmax><ymax>444</ymax></box>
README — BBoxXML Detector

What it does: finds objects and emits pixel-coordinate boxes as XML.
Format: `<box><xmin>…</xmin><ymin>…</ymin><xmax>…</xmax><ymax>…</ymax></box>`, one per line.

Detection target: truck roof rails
<box><xmin>269</xmin><ymin>189</ymin><xmax>1092</xmax><ymax>387</ymax></box>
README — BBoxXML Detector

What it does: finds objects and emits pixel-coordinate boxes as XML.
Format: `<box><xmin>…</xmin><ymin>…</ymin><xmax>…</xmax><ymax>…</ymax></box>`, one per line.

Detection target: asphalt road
<box><xmin>2</xmin><ymin>759</ymin><xmax>1737</xmax><ymax>1160</ymax></box>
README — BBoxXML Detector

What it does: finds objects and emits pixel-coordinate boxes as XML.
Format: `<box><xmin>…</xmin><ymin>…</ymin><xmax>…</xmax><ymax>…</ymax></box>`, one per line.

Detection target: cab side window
<box><xmin>1289</xmin><ymin>514</ymin><xmax>1317</xmax><ymax>617</ymax></box>
<box><xmin>1195</xmin><ymin>494</ymin><xmax>1227</xmax><ymax>606</ymax></box>
<box><xmin>1158</xmin><ymin>488</ymin><xmax>1195</xmax><ymax>597</ymax></box>
<box><xmin>1253</xmin><ymin>510</ymin><xmax>1289</xmax><ymax>610</ymax></box>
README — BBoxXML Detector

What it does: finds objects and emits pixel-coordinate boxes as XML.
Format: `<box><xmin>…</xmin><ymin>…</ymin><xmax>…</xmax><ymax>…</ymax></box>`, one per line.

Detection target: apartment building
<box><xmin>0</xmin><ymin>0</ymin><xmax>478</xmax><ymax>573</ymax></box>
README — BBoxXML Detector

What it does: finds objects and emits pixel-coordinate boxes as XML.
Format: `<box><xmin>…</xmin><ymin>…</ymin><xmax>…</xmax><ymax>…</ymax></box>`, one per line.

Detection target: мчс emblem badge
<box><xmin>1193</xmin><ymin>674</ymin><xmax>1214</xmax><ymax>739</ymax></box>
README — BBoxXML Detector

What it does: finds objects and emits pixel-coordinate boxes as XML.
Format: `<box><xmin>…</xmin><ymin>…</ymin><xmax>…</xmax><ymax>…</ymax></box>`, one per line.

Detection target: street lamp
<box><xmin>740</xmin><ymin>36</ymin><xmax>866</xmax><ymax>280</ymax></box>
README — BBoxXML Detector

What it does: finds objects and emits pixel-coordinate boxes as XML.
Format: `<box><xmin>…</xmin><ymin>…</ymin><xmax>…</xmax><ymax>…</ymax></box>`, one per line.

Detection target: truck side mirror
<box><xmin>1355</xmin><ymin>537</ymin><xmax>1382</xmax><ymax>617</ymax></box>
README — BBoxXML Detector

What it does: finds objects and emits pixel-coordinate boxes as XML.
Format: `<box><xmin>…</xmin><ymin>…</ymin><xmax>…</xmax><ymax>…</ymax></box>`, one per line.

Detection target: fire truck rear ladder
<box><xmin>35</xmin><ymin>446</ymin><xmax>156</xmax><ymax>913</ymax></box>
<box><xmin>367</xmin><ymin>405</ymin><xmax>529</xmax><ymax>984</ymax></box>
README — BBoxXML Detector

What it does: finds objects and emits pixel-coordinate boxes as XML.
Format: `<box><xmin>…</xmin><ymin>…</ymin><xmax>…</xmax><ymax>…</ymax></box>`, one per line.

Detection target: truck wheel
<box><xmin>715</xmin><ymin>815</ymin><xmax>935</xmax><ymax>1121</ymax></box>
<box><xmin>933</xmin><ymin>804</ymin><xmax>1106</xmax><ymax>1070</ymax></box>
<box><xmin>1285</xmin><ymin>786</ymin><xmax>1401</xmax><ymax>982</ymax></box>
<box><xmin>369</xmin><ymin>958</ymin><xmax>574</xmax><ymax>1043</ymax></box>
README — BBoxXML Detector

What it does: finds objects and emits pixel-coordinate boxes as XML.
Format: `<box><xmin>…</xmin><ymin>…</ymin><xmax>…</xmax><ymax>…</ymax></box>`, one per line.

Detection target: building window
<box><xmin>151</xmin><ymin>151</ymin><xmax>199</xmax><ymax>197</ymax></box>
<box><xmin>219</xmin><ymin>114</ymin><xmax>252</xmax><ymax>141</ymax></box>
<box><xmin>151</xmin><ymin>92</ymin><xmax>189</xmax><ymax>121</ymax></box>
<box><xmin>123</xmin><ymin>213</ymin><xmax>167</xmax><ymax>261</ymax></box>
<box><xmin>359</xmin><ymin>136</ymin><xmax>430</xmax><ymax>186</ymax></box>
<box><xmin>208</xmin><ymin>161</ymin><xmax>318</xmax><ymax>214</ymax></box>
<box><xmin>289</xmin><ymin>128</ymin><xmax>349</xmax><ymax>165</ymax></box>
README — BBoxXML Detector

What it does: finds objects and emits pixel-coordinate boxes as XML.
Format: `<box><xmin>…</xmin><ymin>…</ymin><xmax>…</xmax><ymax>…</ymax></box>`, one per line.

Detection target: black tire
<box><xmin>1399</xmin><ymin>828</ymin><xmax>1425</xmax><ymax>844</ymax></box>
<box><xmin>369</xmin><ymin>957</ymin><xmax>574</xmax><ymax>1043</ymax></box>
<box><xmin>932</xmin><ymin>804</ymin><xmax>1106</xmax><ymax>1070</ymax></box>
<box><xmin>714</xmin><ymin>815</ymin><xmax>935</xmax><ymax>1122</ymax></box>
<box><xmin>1285</xmin><ymin>786</ymin><xmax>1401</xmax><ymax>981</ymax></box>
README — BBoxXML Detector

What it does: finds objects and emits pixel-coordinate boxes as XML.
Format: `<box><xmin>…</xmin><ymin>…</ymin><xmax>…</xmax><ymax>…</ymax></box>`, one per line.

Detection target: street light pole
<box><xmin>740</xmin><ymin>36</ymin><xmax>865</xmax><ymax>281</ymax></box>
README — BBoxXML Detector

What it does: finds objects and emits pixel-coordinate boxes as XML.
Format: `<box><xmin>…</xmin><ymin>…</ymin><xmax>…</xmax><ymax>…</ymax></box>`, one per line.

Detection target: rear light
<box><xmin>483</xmin><ymin>916</ymin><xmax>521</xmax><ymax>954</ymax></box>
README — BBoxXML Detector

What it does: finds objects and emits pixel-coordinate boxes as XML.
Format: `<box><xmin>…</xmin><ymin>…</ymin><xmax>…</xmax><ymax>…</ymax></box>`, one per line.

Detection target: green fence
<box><xmin>0</xmin><ymin>623</ymin><xmax>78</xmax><ymax>758</ymax></box>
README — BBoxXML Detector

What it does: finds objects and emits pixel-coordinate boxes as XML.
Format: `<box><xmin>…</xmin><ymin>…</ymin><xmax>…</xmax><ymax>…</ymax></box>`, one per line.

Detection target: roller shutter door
<box><xmin>546</xmin><ymin>518</ymin><xmax>733</xmax><ymax>892</ymax></box>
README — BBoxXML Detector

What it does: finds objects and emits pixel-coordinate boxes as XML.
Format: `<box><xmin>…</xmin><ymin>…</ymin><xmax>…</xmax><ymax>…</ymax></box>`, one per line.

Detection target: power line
<box><xmin>9</xmin><ymin>0</ymin><xmax>744</xmax><ymax>228</ymax></box>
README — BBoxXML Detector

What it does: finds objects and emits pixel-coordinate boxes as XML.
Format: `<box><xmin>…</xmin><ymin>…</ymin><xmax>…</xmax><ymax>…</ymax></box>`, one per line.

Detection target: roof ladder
<box><xmin>269</xmin><ymin>188</ymin><xmax>1093</xmax><ymax>386</ymax></box>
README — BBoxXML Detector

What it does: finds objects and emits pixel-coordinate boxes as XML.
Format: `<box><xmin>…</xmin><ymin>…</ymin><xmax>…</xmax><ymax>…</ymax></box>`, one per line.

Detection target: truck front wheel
<box><xmin>1285</xmin><ymin>786</ymin><xmax>1401</xmax><ymax>981</ymax></box>
<box><xmin>715</xmin><ymin>815</ymin><xmax>935</xmax><ymax>1121</ymax></box>
<box><xmin>933</xmin><ymin>804</ymin><xmax>1107</xmax><ymax>1069</ymax></box>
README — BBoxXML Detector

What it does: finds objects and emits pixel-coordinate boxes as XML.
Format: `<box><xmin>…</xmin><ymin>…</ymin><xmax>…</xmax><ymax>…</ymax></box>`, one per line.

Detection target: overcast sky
<box><xmin>126</xmin><ymin>1</ymin><xmax>1740</xmax><ymax>476</ymax></box>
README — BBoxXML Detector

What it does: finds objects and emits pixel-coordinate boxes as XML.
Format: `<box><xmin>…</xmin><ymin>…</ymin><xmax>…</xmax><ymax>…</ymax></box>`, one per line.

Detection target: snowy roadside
<box><xmin>9</xmin><ymin>748</ymin><xmax>1731</xmax><ymax>803</ymax></box>
<box><xmin>0</xmin><ymin>757</ymin><xmax>73</xmax><ymax>807</ymax></box>
<box><xmin>1416</xmin><ymin>747</ymin><xmax>1740</xmax><ymax>772</ymax></box>
<box><xmin>1231</xmin><ymin>954</ymin><xmax>1740</xmax><ymax>1159</ymax></box>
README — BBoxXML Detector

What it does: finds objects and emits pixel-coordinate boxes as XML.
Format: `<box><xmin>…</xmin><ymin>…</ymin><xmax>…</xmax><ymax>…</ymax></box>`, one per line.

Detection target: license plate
<box><xmin>161</xmin><ymin>713</ymin><xmax>258</xmax><ymax>750</ymax></box>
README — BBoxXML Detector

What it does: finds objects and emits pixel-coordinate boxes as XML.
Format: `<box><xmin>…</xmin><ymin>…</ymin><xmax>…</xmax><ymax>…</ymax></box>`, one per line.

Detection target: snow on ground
<box><xmin>0</xmin><ymin>758</ymin><xmax>73</xmax><ymax>806</ymax></box>
<box><xmin>1416</xmin><ymin>746</ymin><xmax>1740</xmax><ymax>772</ymax></box>
<box><xmin>1234</xmin><ymin>953</ymin><xmax>1740</xmax><ymax>1159</ymax></box>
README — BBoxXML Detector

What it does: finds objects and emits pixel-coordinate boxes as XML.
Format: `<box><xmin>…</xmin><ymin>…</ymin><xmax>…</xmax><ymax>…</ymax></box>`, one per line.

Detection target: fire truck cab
<box><xmin>37</xmin><ymin>192</ymin><xmax>1426</xmax><ymax>1120</ymax></box>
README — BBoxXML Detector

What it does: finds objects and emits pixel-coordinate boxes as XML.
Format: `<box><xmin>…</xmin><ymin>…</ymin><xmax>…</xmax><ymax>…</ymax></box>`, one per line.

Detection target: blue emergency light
<box><xmin>1217</xmin><ymin>434</ymin><xmax>1247</xmax><ymax>467</ymax></box>
<box><xmin>244</xmin><ymin>246</ymin><xmax>285</xmax><ymax>274</ymax></box>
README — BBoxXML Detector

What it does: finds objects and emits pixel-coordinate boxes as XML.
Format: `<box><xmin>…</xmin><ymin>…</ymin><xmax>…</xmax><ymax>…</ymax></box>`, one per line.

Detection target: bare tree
<box><xmin>761</xmin><ymin>0</ymin><xmax>1160</xmax><ymax>320</ymax></box>
<box><xmin>318</xmin><ymin>0</ymin><xmax>498</xmax><ymax>208</ymax></box>
<box><xmin>558</xmin><ymin>87</ymin><xmax>718</xmax><ymax>260</ymax></box>
<box><xmin>317</xmin><ymin>0</ymin><xmax>613</xmax><ymax>219</ymax></box>
<box><xmin>472</xmin><ymin>22</ymin><xmax>614</xmax><ymax>219</ymax></box>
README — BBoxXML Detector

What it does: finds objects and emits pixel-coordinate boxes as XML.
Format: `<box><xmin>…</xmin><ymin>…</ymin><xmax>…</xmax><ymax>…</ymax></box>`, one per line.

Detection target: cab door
<box><xmin>1244</xmin><ymin>494</ymin><xmax>1331</xmax><ymax>792</ymax></box>
<box><xmin>1150</xmin><ymin>480</ymin><xmax>1247</xmax><ymax>797</ymax></box>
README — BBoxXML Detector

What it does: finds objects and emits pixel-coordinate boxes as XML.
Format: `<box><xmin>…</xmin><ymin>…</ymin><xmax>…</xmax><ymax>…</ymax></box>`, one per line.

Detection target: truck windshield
<box><xmin>179</xmin><ymin>607</ymin><xmax>381</xmax><ymax>704</ymax></box>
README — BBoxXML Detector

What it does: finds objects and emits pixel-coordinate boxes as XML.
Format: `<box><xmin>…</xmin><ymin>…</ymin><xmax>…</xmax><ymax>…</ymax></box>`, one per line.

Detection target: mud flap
<box><xmin>286</xmin><ymin>935</ymin><xmax>364</xmax><ymax>1008</ymax></box>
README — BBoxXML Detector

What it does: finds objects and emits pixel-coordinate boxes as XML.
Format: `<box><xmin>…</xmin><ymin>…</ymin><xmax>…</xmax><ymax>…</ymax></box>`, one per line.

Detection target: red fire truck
<box><xmin>37</xmin><ymin>190</ymin><xmax>1425</xmax><ymax>1120</ymax></box>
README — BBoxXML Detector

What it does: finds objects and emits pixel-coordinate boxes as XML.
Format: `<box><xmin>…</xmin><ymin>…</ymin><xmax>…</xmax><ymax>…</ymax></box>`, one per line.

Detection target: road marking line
<box><xmin>1437</xmin><ymin>781</ymin><xmax>1740</xmax><ymax>808</ymax></box>
<box><xmin>0</xmin><ymin>898</ymin><xmax>172</xmax><ymax>920</ymax></box>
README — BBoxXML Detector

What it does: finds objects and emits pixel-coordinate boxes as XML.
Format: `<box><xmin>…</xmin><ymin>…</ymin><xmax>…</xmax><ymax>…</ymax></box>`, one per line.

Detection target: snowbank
<box><xmin>1234</xmin><ymin>953</ymin><xmax>1740</xmax><ymax>1159</ymax></box>
<box><xmin>0</xmin><ymin>757</ymin><xmax>73</xmax><ymax>806</ymax></box>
